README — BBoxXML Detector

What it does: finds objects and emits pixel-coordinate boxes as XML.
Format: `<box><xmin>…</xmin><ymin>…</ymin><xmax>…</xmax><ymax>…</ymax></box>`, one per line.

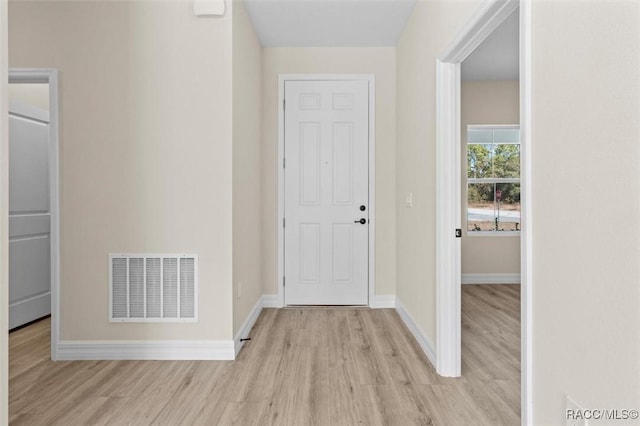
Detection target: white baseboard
<box><xmin>370</xmin><ymin>295</ymin><xmax>396</xmax><ymax>309</ymax></box>
<box><xmin>234</xmin><ymin>296</ymin><xmax>263</xmax><ymax>356</ymax></box>
<box><xmin>260</xmin><ymin>294</ymin><xmax>397</xmax><ymax>309</ymax></box>
<box><xmin>462</xmin><ymin>273</ymin><xmax>520</xmax><ymax>285</ymax></box>
<box><xmin>57</xmin><ymin>339</ymin><xmax>235</xmax><ymax>361</ymax></box>
<box><xmin>57</xmin><ymin>295</ymin><xmax>269</xmax><ymax>361</ymax></box>
<box><xmin>261</xmin><ymin>294</ymin><xmax>281</xmax><ymax>308</ymax></box>
<box><xmin>395</xmin><ymin>298</ymin><xmax>437</xmax><ymax>368</ymax></box>
<box><xmin>9</xmin><ymin>292</ymin><xmax>51</xmax><ymax>330</ymax></box>
<box><xmin>56</xmin><ymin>293</ymin><xmax>441</xmax><ymax>362</ymax></box>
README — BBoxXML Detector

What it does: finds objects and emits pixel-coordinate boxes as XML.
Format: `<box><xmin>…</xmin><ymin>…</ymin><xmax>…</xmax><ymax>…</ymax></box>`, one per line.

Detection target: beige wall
<box><xmin>8</xmin><ymin>83</ymin><xmax>49</xmax><ymax>111</ymax></box>
<box><xmin>395</xmin><ymin>0</ymin><xmax>478</xmax><ymax>344</ymax></box>
<box><xmin>261</xmin><ymin>47</ymin><xmax>397</xmax><ymax>297</ymax></box>
<box><xmin>532</xmin><ymin>1</ymin><xmax>640</xmax><ymax>423</ymax></box>
<box><xmin>1</xmin><ymin>2</ymin><xmax>9</xmax><ymax>422</ymax></box>
<box><xmin>9</xmin><ymin>1</ymin><xmax>234</xmax><ymax>341</ymax></box>
<box><xmin>461</xmin><ymin>80</ymin><xmax>520</xmax><ymax>275</ymax></box>
<box><xmin>232</xmin><ymin>0</ymin><xmax>263</xmax><ymax>336</ymax></box>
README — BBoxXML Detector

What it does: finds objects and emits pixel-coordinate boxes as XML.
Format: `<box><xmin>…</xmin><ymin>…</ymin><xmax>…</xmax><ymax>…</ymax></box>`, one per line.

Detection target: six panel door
<box><xmin>284</xmin><ymin>80</ymin><xmax>369</xmax><ymax>305</ymax></box>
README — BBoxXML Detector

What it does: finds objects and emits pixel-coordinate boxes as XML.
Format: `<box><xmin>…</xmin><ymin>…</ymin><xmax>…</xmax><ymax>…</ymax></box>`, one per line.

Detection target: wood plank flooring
<box><xmin>9</xmin><ymin>285</ymin><xmax>520</xmax><ymax>425</ymax></box>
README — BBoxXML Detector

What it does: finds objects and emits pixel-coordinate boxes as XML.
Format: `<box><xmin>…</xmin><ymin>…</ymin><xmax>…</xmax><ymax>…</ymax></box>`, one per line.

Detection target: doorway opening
<box><xmin>435</xmin><ymin>0</ymin><xmax>532</xmax><ymax>423</ymax></box>
<box><xmin>8</xmin><ymin>69</ymin><xmax>60</xmax><ymax>361</ymax></box>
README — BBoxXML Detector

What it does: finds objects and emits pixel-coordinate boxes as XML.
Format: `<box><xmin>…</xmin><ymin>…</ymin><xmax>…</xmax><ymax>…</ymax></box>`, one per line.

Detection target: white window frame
<box><xmin>466</xmin><ymin>124</ymin><xmax>521</xmax><ymax>236</ymax></box>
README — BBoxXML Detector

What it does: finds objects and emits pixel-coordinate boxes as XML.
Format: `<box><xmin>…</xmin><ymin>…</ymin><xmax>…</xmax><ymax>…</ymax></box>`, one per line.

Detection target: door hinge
<box><xmin>283</xmin><ymin>99</ymin><xmax>286</xmax><ymax>111</ymax></box>
<box><xmin>455</xmin><ymin>228</ymin><xmax>462</xmax><ymax>238</ymax></box>
<box><xmin>283</xmin><ymin>276</ymin><xmax>286</xmax><ymax>287</ymax></box>
<box><xmin>283</xmin><ymin>217</ymin><xmax>285</xmax><ymax>228</ymax></box>
<box><xmin>283</xmin><ymin>157</ymin><xmax>286</xmax><ymax>168</ymax></box>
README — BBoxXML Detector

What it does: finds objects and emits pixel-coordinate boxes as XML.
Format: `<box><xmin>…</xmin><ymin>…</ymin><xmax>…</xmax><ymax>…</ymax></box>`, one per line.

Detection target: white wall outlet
<box><xmin>566</xmin><ymin>395</ymin><xmax>587</xmax><ymax>426</ymax></box>
<box><xmin>405</xmin><ymin>192</ymin><xmax>413</xmax><ymax>207</ymax></box>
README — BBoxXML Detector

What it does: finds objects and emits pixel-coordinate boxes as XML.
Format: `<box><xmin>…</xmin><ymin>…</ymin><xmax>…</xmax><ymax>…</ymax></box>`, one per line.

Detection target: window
<box><xmin>467</xmin><ymin>125</ymin><xmax>520</xmax><ymax>233</ymax></box>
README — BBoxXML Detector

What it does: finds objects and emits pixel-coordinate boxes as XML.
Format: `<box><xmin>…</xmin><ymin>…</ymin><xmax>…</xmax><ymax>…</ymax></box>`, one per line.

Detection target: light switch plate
<box><xmin>405</xmin><ymin>192</ymin><xmax>413</xmax><ymax>207</ymax></box>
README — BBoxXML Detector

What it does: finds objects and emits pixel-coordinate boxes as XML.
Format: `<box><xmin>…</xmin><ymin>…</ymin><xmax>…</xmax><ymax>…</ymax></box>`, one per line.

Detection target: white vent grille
<box><xmin>110</xmin><ymin>254</ymin><xmax>198</xmax><ymax>322</ymax></box>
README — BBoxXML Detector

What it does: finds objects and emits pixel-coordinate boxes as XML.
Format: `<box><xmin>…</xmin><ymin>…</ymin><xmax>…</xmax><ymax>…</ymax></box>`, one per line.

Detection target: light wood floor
<box><xmin>9</xmin><ymin>285</ymin><xmax>520</xmax><ymax>425</ymax></box>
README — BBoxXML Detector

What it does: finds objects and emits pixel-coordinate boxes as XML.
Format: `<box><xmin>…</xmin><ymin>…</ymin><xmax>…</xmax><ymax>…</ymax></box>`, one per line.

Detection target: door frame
<box><xmin>435</xmin><ymin>0</ymin><xmax>532</xmax><ymax>424</ymax></box>
<box><xmin>277</xmin><ymin>74</ymin><xmax>376</xmax><ymax>307</ymax></box>
<box><xmin>8</xmin><ymin>68</ymin><xmax>60</xmax><ymax>361</ymax></box>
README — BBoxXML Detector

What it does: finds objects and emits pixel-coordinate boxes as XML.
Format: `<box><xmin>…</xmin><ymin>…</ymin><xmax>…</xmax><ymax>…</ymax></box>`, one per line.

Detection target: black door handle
<box><xmin>354</xmin><ymin>218</ymin><xmax>367</xmax><ymax>224</ymax></box>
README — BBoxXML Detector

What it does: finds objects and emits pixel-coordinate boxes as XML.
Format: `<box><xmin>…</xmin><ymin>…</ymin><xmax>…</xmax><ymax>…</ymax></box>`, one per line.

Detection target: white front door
<box><xmin>284</xmin><ymin>79</ymin><xmax>369</xmax><ymax>305</ymax></box>
<box><xmin>9</xmin><ymin>100</ymin><xmax>52</xmax><ymax>329</ymax></box>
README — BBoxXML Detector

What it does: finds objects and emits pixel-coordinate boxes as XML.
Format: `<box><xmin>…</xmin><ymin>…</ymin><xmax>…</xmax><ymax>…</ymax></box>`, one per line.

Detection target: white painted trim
<box><xmin>468</xmin><ymin>124</ymin><xmax>520</xmax><ymax>131</ymax></box>
<box><xmin>56</xmin><ymin>340</ymin><xmax>235</xmax><ymax>361</ymax></box>
<box><xmin>7</xmin><ymin>68</ymin><xmax>53</xmax><ymax>84</ymax></box>
<box><xmin>467</xmin><ymin>231</ymin><xmax>520</xmax><ymax>237</ymax></box>
<box><xmin>1</xmin><ymin>8</ymin><xmax>8</xmax><ymax>423</ymax></box>
<box><xmin>8</xmin><ymin>68</ymin><xmax>60</xmax><ymax>361</ymax></box>
<box><xmin>462</xmin><ymin>273</ymin><xmax>520</xmax><ymax>285</ymax></box>
<box><xmin>367</xmin><ymin>77</ymin><xmax>376</xmax><ymax>308</ymax></box>
<box><xmin>47</xmin><ymin>70</ymin><xmax>60</xmax><ymax>361</ymax></box>
<box><xmin>395</xmin><ymin>298</ymin><xmax>436</xmax><ymax>367</ymax></box>
<box><xmin>261</xmin><ymin>294</ymin><xmax>281</xmax><ymax>308</ymax></box>
<box><xmin>277</xmin><ymin>77</ymin><xmax>285</xmax><ymax>308</ymax></box>
<box><xmin>234</xmin><ymin>296</ymin><xmax>263</xmax><ymax>356</ymax></box>
<box><xmin>369</xmin><ymin>295</ymin><xmax>396</xmax><ymax>309</ymax></box>
<box><xmin>440</xmin><ymin>0</ymin><xmax>519</xmax><ymax>63</ymax></box>
<box><xmin>277</xmin><ymin>74</ymin><xmax>376</xmax><ymax>308</ymax></box>
<box><xmin>57</xmin><ymin>292</ymin><xmax>269</xmax><ymax>361</ymax></box>
<box><xmin>435</xmin><ymin>59</ymin><xmax>462</xmax><ymax>377</ymax></box>
<box><xmin>520</xmin><ymin>1</ymin><xmax>534</xmax><ymax>424</ymax></box>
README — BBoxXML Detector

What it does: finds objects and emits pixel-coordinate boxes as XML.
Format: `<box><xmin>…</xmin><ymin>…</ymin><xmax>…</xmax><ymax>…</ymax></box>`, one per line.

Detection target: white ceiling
<box><xmin>244</xmin><ymin>0</ymin><xmax>417</xmax><ymax>47</ymax></box>
<box><xmin>461</xmin><ymin>9</ymin><xmax>519</xmax><ymax>81</ymax></box>
<box><xmin>243</xmin><ymin>0</ymin><xmax>518</xmax><ymax>80</ymax></box>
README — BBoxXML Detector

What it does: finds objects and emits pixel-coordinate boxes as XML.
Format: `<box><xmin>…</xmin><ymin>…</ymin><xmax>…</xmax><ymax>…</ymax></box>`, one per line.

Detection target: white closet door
<box><xmin>9</xmin><ymin>101</ymin><xmax>51</xmax><ymax>329</ymax></box>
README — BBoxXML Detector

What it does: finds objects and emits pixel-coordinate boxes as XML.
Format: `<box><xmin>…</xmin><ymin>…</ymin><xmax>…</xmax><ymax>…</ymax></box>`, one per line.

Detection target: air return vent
<box><xmin>109</xmin><ymin>254</ymin><xmax>198</xmax><ymax>322</ymax></box>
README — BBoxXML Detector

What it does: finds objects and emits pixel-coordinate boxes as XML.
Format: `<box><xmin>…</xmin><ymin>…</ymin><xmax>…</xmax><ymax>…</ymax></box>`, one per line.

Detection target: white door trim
<box><xmin>435</xmin><ymin>58</ymin><xmax>462</xmax><ymax>377</ymax></box>
<box><xmin>277</xmin><ymin>74</ymin><xmax>375</xmax><ymax>307</ymax></box>
<box><xmin>8</xmin><ymin>68</ymin><xmax>60</xmax><ymax>361</ymax></box>
<box><xmin>435</xmin><ymin>1</ymin><xmax>533</xmax><ymax>425</ymax></box>
<box><xmin>519</xmin><ymin>1</ymin><xmax>534</xmax><ymax>423</ymax></box>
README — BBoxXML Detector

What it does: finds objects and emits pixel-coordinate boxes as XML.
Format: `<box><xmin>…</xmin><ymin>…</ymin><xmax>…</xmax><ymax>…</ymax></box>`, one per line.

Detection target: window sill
<box><xmin>466</xmin><ymin>231</ymin><xmax>521</xmax><ymax>237</ymax></box>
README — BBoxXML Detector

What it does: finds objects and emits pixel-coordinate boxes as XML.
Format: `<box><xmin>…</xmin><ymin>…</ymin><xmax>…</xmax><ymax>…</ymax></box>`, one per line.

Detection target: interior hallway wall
<box><xmin>261</xmin><ymin>47</ymin><xmax>397</xmax><ymax>298</ymax></box>
<box><xmin>461</xmin><ymin>80</ymin><xmax>520</xmax><ymax>276</ymax></box>
<box><xmin>9</xmin><ymin>1</ymin><xmax>234</xmax><ymax>341</ymax></box>
<box><xmin>531</xmin><ymin>1</ymin><xmax>640</xmax><ymax>422</ymax></box>
<box><xmin>232</xmin><ymin>0</ymin><xmax>263</xmax><ymax>336</ymax></box>
<box><xmin>395</xmin><ymin>0</ymin><xmax>479</xmax><ymax>348</ymax></box>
